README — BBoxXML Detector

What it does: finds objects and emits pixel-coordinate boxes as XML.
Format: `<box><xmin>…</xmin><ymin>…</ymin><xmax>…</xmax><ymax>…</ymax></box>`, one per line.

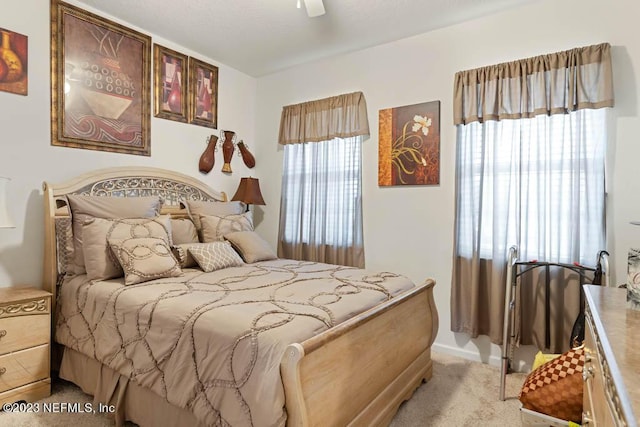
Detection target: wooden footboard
<box><xmin>281</xmin><ymin>278</ymin><xmax>438</xmax><ymax>427</ymax></box>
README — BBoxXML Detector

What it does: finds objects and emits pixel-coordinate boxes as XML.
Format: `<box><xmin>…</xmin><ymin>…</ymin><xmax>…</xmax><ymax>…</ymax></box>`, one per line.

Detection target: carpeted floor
<box><xmin>390</xmin><ymin>352</ymin><xmax>526</xmax><ymax>426</ymax></box>
<box><xmin>0</xmin><ymin>352</ymin><xmax>527</xmax><ymax>426</ymax></box>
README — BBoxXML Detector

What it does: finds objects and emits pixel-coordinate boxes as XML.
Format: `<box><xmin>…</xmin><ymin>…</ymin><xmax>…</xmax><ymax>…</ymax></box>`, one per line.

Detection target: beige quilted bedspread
<box><xmin>56</xmin><ymin>259</ymin><xmax>416</xmax><ymax>427</ymax></box>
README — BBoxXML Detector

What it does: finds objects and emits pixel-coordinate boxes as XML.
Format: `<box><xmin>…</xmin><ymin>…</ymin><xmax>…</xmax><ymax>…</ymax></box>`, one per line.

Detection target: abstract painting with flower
<box><xmin>378</xmin><ymin>101</ymin><xmax>440</xmax><ymax>186</ymax></box>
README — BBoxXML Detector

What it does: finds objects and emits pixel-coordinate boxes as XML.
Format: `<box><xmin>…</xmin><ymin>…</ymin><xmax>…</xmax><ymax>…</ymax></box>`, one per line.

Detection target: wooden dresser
<box><xmin>583</xmin><ymin>285</ymin><xmax>639</xmax><ymax>426</ymax></box>
<box><xmin>0</xmin><ymin>287</ymin><xmax>51</xmax><ymax>405</ymax></box>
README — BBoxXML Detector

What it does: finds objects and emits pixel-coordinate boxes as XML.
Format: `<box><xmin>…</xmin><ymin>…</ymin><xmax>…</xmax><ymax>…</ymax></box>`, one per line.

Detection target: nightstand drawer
<box><xmin>0</xmin><ymin>344</ymin><xmax>49</xmax><ymax>393</ymax></box>
<box><xmin>0</xmin><ymin>314</ymin><xmax>50</xmax><ymax>355</ymax></box>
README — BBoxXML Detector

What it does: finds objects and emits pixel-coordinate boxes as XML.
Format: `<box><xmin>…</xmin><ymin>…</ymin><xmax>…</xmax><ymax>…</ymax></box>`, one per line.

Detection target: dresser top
<box><xmin>0</xmin><ymin>287</ymin><xmax>51</xmax><ymax>304</ymax></box>
<box><xmin>584</xmin><ymin>285</ymin><xmax>640</xmax><ymax>425</ymax></box>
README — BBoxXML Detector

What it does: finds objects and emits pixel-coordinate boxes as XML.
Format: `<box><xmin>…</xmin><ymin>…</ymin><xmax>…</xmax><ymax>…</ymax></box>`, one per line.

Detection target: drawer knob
<box><xmin>0</xmin><ymin>367</ymin><xmax>5</xmax><ymax>375</ymax></box>
<box><xmin>0</xmin><ymin>329</ymin><xmax>6</xmax><ymax>339</ymax></box>
<box><xmin>583</xmin><ymin>367</ymin><xmax>594</xmax><ymax>381</ymax></box>
<box><xmin>583</xmin><ymin>411</ymin><xmax>593</xmax><ymax>424</ymax></box>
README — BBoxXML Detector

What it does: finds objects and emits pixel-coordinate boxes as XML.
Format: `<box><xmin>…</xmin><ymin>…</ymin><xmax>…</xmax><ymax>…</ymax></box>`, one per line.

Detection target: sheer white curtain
<box><xmin>452</xmin><ymin>109</ymin><xmax>607</xmax><ymax>347</ymax></box>
<box><xmin>278</xmin><ymin>136</ymin><xmax>364</xmax><ymax>267</ymax></box>
<box><xmin>456</xmin><ymin>109</ymin><xmax>606</xmax><ymax>263</ymax></box>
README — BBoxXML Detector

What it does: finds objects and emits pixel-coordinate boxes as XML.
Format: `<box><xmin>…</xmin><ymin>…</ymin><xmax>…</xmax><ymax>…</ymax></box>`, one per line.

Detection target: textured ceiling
<box><xmin>75</xmin><ymin>0</ymin><xmax>537</xmax><ymax>77</ymax></box>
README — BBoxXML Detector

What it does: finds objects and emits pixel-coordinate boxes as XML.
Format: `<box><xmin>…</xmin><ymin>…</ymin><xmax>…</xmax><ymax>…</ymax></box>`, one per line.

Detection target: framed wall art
<box><xmin>50</xmin><ymin>0</ymin><xmax>151</xmax><ymax>156</ymax></box>
<box><xmin>378</xmin><ymin>100</ymin><xmax>440</xmax><ymax>186</ymax></box>
<box><xmin>188</xmin><ymin>57</ymin><xmax>218</xmax><ymax>129</ymax></box>
<box><xmin>0</xmin><ymin>28</ymin><xmax>28</xmax><ymax>96</ymax></box>
<box><xmin>153</xmin><ymin>44</ymin><xmax>188</xmax><ymax>123</ymax></box>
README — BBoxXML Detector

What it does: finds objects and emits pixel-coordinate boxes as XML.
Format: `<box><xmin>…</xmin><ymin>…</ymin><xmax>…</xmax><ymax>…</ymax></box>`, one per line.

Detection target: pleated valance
<box><xmin>453</xmin><ymin>43</ymin><xmax>614</xmax><ymax>125</ymax></box>
<box><xmin>278</xmin><ymin>91</ymin><xmax>370</xmax><ymax>145</ymax></box>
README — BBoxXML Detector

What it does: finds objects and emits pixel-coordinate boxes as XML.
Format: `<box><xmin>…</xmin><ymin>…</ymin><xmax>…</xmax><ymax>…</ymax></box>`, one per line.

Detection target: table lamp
<box><xmin>231</xmin><ymin>177</ymin><xmax>265</xmax><ymax>212</ymax></box>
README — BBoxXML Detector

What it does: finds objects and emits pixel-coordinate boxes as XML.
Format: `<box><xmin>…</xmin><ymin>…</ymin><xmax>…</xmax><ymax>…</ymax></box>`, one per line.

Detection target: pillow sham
<box><xmin>188</xmin><ymin>241</ymin><xmax>244</xmax><ymax>273</ymax></box>
<box><xmin>170</xmin><ymin>218</ymin><xmax>199</xmax><ymax>244</ymax></box>
<box><xmin>109</xmin><ymin>237</ymin><xmax>183</xmax><ymax>285</ymax></box>
<box><xmin>184</xmin><ymin>200</ymin><xmax>245</xmax><ymax>231</ymax></box>
<box><xmin>200</xmin><ymin>212</ymin><xmax>253</xmax><ymax>243</ymax></box>
<box><xmin>82</xmin><ymin>216</ymin><xmax>172</xmax><ymax>281</ymax></box>
<box><xmin>224</xmin><ymin>231</ymin><xmax>277</xmax><ymax>264</ymax></box>
<box><xmin>67</xmin><ymin>195</ymin><xmax>162</xmax><ymax>275</ymax></box>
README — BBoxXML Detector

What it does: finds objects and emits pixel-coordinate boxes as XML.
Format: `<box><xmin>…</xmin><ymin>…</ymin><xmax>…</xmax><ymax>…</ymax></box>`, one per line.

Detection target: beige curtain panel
<box><xmin>278</xmin><ymin>91</ymin><xmax>370</xmax><ymax>145</ymax></box>
<box><xmin>453</xmin><ymin>42</ymin><xmax>614</xmax><ymax>125</ymax></box>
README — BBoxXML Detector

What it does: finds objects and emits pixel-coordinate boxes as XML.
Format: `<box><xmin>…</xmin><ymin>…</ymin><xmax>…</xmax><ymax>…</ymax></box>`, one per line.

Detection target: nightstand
<box><xmin>0</xmin><ymin>287</ymin><xmax>51</xmax><ymax>405</ymax></box>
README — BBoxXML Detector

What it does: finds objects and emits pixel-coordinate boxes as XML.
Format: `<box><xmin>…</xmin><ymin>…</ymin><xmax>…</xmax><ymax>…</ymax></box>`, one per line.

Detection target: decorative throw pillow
<box><xmin>187</xmin><ymin>241</ymin><xmax>244</xmax><ymax>273</ymax></box>
<box><xmin>82</xmin><ymin>216</ymin><xmax>172</xmax><ymax>281</ymax></box>
<box><xmin>67</xmin><ymin>195</ymin><xmax>162</xmax><ymax>275</ymax></box>
<box><xmin>519</xmin><ymin>347</ymin><xmax>584</xmax><ymax>422</ymax></box>
<box><xmin>200</xmin><ymin>212</ymin><xmax>253</xmax><ymax>242</ymax></box>
<box><xmin>170</xmin><ymin>218</ymin><xmax>199</xmax><ymax>244</ymax></box>
<box><xmin>224</xmin><ymin>231</ymin><xmax>277</xmax><ymax>263</ymax></box>
<box><xmin>184</xmin><ymin>200</ymin><xmax>245</xmax><ymax>232</ymax></box>
<box><xmin>109</xmin><ymin>237</ymin><xmax>182</xmax><ymax>285</ymax></box>
<box><xmin>531</xmin><ymin>351</ymin><xmax>561</xmax><ymax>371</ymax></box>
<box><xmin>172</xmin><ymin>243</ymin><xmax>202</xmax><ymax>268</ymax></box>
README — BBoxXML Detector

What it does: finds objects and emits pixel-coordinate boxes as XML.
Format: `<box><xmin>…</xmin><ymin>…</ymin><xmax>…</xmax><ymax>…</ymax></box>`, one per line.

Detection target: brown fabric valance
<box><xmin>278</xmin><ymin>91</ymin><xmax>369</xmax><ymax>145</ymax></box>
<box><xmin>453</xmin><ymin>43</ymin><xmax>614</xmax><ymax>125</ymax></box>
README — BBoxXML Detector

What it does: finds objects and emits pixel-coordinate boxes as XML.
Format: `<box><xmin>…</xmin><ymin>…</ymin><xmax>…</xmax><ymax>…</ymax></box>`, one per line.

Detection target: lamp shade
<box><xmin>231</xmin><ymin>177</ymin><xmax>265</xmax><ymax>206</ymax></box>
<box><xmin>0</xmin><ymin>177</ymin><xmax>15</xmax><ymax>228</ymax></box>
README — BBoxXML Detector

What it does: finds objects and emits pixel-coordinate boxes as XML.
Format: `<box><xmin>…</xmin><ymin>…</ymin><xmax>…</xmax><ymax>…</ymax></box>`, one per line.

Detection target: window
<box><xmin>278</xmin><ymin>136</ymin><xmax>364</xmax><ymax>266</ymax></box>
<box><xmin>456</xmin><ymin>109</ymin><xmax>606</xmax><ymax>264</ymax></box>
<box><xmin>450</xmin><ymin>43</ymin><xmax>613</xmax><ymax>346</ymax></box>
<box><xmin>457</xmin><ymin>109</ymin><xmax>607</xmax><ymax>264</ymax></box>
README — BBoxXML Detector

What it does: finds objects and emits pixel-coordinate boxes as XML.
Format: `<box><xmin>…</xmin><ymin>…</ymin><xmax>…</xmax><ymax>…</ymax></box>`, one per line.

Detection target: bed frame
<box><xmin>42</xmin><ymin>166</ymin><xmax>438</xmax><ymax>427</ymax></box>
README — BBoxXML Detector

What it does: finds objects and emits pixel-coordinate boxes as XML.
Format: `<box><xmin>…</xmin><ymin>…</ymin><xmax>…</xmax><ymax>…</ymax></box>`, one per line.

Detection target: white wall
<box><xmin>0</xmin><ymin>0</ymin><xmax>257</xmax><ymax>287</ymax></box>
<box><xmin>254</xmin><ymin>0</ymin><xmax>640</xmax><ymax>365</ymax></box>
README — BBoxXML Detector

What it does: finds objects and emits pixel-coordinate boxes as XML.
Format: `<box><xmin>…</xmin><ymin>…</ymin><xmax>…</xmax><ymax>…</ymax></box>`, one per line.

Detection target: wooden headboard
<box><xmin>42</xmin><ymin>166</ymin><xmax>226</xmax><ymax>308</ymax></box>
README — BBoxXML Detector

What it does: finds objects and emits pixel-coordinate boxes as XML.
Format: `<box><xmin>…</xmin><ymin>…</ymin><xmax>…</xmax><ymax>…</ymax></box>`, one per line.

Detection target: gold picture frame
<box><xmin>188</xmin><ymin>57</ymin><xmax>218</xmax><ymax>129</ymax></box>
<box><xmin>153</xmin><ymin>44</ymin><xmax>188</xmax><ymax>123</ymax></box>
<box><xmin>0</xmin><ymin>28</ymin><xmax>28</xmax><ymax>96</ymax></box>
<box><xmin>50</xmin><ymin>0</ymin><xmax>151</xmax><ymax>156</ymax></box>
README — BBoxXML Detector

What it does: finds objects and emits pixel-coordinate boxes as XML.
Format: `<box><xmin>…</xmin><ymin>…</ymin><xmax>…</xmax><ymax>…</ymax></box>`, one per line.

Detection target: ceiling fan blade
<box><xmin>303</xmin><ymin>0</ymin><xmax>325</xmax><ymax>17</ymax></box>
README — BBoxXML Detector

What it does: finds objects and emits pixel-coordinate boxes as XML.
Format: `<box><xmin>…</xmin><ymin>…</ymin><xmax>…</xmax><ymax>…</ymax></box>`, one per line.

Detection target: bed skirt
<box><xmin>59</xmin><ymin>347</ymin><xmax>205</xmax><ymax>427</ymax></box>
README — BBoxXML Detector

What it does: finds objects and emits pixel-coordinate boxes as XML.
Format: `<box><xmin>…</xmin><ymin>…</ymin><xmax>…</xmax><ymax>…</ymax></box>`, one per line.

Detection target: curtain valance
<box><xmin>453</xmin><ymin>43</ymin><xmax>614</xmax><ymax>125</ymax></box>
<box><xmin>278</xmin><ymin>91</ymin><xmax>369</xmax><ymax>145</ymax></box>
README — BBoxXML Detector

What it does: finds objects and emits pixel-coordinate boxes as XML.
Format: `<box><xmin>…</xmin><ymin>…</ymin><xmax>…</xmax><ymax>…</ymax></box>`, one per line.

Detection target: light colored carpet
<box><xmin>0</xmin><ymin>352</ymin><xmax>527</xmax><ymax>426</ymax></box>
<box><xmin>390</xmin><ymin>352</ymin><xmax>526</xmax><ymax>426</ymax></box>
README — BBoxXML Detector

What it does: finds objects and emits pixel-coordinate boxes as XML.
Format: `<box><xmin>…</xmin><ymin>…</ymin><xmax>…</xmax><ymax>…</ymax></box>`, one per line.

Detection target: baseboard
<box><xmin>432</xmin><ymin>342</ymin><xmax>534</xmax><ymax>372</ymax></box>
<box><xmin>432</xmin><ymin>342</ymin><xmax>502</xmax><ymax>367</ymax></box>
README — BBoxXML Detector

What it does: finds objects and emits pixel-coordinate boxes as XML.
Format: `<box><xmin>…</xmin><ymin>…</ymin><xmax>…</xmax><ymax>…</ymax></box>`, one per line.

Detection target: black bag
<box><xmin>570</xmin><ymin>312</ymin><xmax>585</xmax><ymax>348</ymax></box>
<box><xmin>569</xmin><ymin>251</ymin><xmax>608</xmax><ymax>347</ymax></box>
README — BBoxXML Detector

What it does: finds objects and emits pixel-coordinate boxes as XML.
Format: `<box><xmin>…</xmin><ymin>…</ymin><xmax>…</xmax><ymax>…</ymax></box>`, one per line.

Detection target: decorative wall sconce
<box><xmin>237</xmin><ymin>141</ymin><xmax>255</xmax><ymax>168</ymax></box>
<box><xmin>197</xmin><ymin>130</ymin><xmax>256</xmax><ymax>175</ymax></box>
<box><xmin>221</xmin><ymin>130</ymin><xmax>236</xmax><ymax>173</ymax></box>
<box><xmin>198</xmin><ymin>134</ymin><xmax>218</xmax><ymax>174</ymax></box>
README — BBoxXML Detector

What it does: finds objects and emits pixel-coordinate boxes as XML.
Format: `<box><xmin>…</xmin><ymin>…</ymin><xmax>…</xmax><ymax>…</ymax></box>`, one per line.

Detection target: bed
<box><xmin>42</xmin><ymin>166</ymin><xmax>438</xmax><ymax>427</ymax></box>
